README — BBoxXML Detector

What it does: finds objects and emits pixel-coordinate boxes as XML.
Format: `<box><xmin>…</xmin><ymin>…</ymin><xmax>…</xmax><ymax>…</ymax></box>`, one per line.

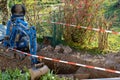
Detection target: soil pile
<box><xmin>0</xmin><ymin>44</ymin><xmax>120</xmax><ymax>78</ymax></box>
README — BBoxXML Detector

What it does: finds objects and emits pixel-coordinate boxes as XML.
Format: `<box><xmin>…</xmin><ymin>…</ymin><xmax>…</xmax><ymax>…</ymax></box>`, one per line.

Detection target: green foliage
<box><xmin>40</xmin><ymin>70</ymin><xmax>72</xmax><ymax>80</ymax></box>
<box><xmin>108</xmin><ymin>34</ymin><xmax>120</xmax><ymax>51</ymax></box>
<box><xmin>0</xmin><ymin>68</ymin><xmax>30</xmax><ymax>80</ymax></box>
<box><xmin>103</xmin><ymin>0</ymin><xmax>120</xmax><ymax>52</ymax></box>
<box><xmin>0</xmin><ymin>69</ymin><xmax>72</xmax><ymax>80</ymax></box>
<box><xmin>63</xmin><ymin>0</ymin><xmax>109</xmax><ymax>50</ymax></box>
<box><xmin>6</xmin><ymin>0</ymin><xmax>120</xmax><ymax>53</ymax></box>
<box><xmin>66</xmin><ymin>41</ymin><xmax>101</xmax><ymax>54</ymax></box>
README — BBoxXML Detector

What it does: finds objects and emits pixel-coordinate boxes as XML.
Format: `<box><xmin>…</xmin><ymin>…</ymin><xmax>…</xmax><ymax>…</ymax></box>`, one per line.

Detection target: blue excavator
<box><xmin>2</xmin><ymin>13</ymin><xmax>49</xmax><ymax>80</ymax></box>
<box><xmin>3</xmin><ymin>15</ymin><xmax>38</xmax><ymax>64</ymax></box>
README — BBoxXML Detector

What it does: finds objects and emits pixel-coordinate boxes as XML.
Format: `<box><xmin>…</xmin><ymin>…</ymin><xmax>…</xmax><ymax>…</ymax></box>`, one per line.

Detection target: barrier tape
<box><xmin>42</xmin><ymin>21</ymin><xmax>120</xmax><ymax>35</ymax></box>
<box><xmin>11</xmin><ymin>48</ymin><xmax>120</xmax><ymax>74</ymax></box>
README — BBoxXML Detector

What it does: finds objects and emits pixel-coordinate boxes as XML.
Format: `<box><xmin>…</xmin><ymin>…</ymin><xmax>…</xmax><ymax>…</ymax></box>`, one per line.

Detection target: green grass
<box><xmin>108</xmin><ymin>34</ymin><xmax>120</xmax><ymax>52</ymax></box>
<box><xmin>0</xmin><ymin>69</ymin><xmax>72</xmax><ymax>80</ymax></box>
<box><xmin>40</xmin><ymin>70</ymin><xmax>72</xmax><ymax>80</ymax></box>
<box><xmin>0</xmin><ymin>68</ymin><xmax>30</xmax><ymax>80</ymax></box>
<box><xmin>56</xmin><ymin>0</ymin><xmax>120</xmax><ymax>54</ymax></box>
<box><xmin>104</xmin><ymin>0</ymin><xmax>120</xmax><ymax>52</ymax></box>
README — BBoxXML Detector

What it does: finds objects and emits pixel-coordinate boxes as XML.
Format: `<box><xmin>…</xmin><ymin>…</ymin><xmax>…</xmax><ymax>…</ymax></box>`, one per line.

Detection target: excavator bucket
<box><xmin>29</xmin><ymin>64</ymin><xmax>49</xmax><ymax>80</ymax></box>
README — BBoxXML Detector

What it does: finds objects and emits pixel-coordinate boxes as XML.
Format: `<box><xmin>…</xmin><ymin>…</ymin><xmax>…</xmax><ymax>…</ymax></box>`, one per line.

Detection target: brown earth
<box><xmin>0</xmin><ymin>50</ymin><xmax>31</xmax><ymax>71</ymax></box>
<box><xmin>37</xmin><ymin>50</ymin><xmax>120</xmax><ymax>78</ymax></box>
<box><xmin>0</xmin><ymin>45</ymin><xmax>120</xmax><ymax>79</ymax></box>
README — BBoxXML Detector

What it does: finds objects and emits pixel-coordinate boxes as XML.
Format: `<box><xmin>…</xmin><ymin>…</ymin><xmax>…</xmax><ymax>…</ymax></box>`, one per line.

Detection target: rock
<box><xmin>53</xmin><ymin>44</ymin><xmax>73</xmax><ymax>54</ymax></box>
<box><xmin>29</xmin><ymin>65</ymin><xmax>49</xmax><ymax>80</ymax></box>
<box><xmin>41</xmin><ymin>45</ymin><xmax>54</xmax><ymax>51</ymax></box>
<box><xmin>63</xmin><ymin>46</ymin><xmax>72</xmax><ymax>54</ymax></box>
<box><xmin>54</xmin><ymin>45</ymin><xmax>64</xmax><ymax>53</ymax></box>
<box><xmin>81</xmin><ymin>54</ymin><xmax>93</xmax><ymax>62</ymax></box>
<box><xmin>104</xmin><ymin>59</ymin><xmax>117</xmax><ymax>69</ymax></box>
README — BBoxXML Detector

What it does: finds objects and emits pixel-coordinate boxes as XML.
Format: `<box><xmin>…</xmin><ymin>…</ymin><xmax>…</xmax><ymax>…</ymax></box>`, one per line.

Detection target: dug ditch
<box><xmin>0</xmin><ymin>44</ymin><xmax>120</xmax><ymax>79</ymax></box>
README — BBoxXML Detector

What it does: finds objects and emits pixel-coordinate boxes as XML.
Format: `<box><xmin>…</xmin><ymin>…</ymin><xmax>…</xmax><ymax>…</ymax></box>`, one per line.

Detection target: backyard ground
<box><xmin>0</xmin><ymin>44</ymin><xmax>120</xmax><ymax>79</ymax></box>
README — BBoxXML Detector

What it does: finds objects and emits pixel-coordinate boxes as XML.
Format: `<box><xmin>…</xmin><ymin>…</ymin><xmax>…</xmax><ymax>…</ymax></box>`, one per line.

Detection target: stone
<box><xmin>41</xmin><ymin>45</ymin><xmax>53</xmax><ymax>51</ymax></box>
<box><xmin>63</xmin><ymin>46</ymin><xmax>72</xmax><ymax>54</ymax></box>
<box><xmin>29</xmin><ymin>65</ymin><xmax>49</xmax><ymax>80</ymax></box>
<box><xmin>54</xmin><ymin>45</ymin><xmax>64</xmax><ymax>53</ymax></box>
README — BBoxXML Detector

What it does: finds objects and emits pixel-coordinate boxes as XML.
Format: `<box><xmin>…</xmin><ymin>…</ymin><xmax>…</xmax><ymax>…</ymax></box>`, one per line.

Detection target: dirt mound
<box><xmin>37</xmin><ymin>50</ymin><xmax>120</xmax><ymax>78</ymax></box>
<box><xmin>0</xmin><ymin>52</ymin><xmax>31</xmax><ymax>71</ymax></box>
<box><xmin>37</xmin><ymin>45</ymin><xmax>120</xmax><ymax>78</ymax></box>
<box><xmin>0</xmin><ymin>44</ymin><xmax>120</xmax><ymax>79</ymax></box>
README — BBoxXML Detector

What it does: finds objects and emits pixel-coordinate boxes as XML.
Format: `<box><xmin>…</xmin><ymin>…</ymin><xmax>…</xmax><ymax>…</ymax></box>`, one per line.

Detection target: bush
<box><xmin>63</xmin><ymin>0</ymin><xmax>116</xmax><ymax>51</ymax></box>
<box><xmin>0</xmin><ymin>68</ymin><xmax>30</xmax><ymax>80</ymax></box>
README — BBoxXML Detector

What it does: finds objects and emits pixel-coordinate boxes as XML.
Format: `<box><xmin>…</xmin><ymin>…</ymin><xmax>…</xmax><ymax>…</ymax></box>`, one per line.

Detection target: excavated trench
<box><xmin>0</xmin><ymin>44</ymin><xmax>120</xmax><ymax>79</ymax></box>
